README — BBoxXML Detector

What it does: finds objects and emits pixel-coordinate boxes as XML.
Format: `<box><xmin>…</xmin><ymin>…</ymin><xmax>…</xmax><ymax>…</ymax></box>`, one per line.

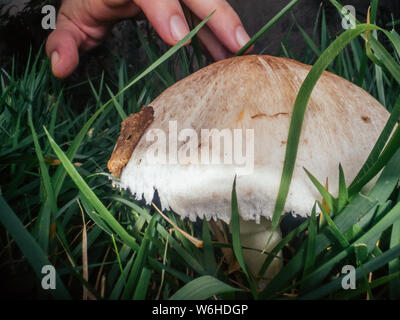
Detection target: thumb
<box><xmin>45</xmin><ymin>18</ymin><xmax>85</xmax><ymax>78</ymax></box>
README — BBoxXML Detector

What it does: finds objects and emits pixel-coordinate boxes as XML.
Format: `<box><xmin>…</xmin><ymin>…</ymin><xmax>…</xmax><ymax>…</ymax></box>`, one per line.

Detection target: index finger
<box><xmin>182</xmin><ymin>0</ymin><xmax>252</xmax><ymax>53</ymax></box>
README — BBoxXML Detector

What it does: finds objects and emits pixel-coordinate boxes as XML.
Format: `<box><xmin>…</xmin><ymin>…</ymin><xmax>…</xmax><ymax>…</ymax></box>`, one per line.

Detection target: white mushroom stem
<box><xmin>239</xmin><ymin>217</ymin><xmax>283</xmax><ymax>286</ymax></box>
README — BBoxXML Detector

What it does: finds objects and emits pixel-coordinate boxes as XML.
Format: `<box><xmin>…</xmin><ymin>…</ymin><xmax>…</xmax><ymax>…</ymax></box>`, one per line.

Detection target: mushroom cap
<box><xmin>115</xmin><ymin>55</ymin><xmax>390</xmax><ymax>223</ymax></box>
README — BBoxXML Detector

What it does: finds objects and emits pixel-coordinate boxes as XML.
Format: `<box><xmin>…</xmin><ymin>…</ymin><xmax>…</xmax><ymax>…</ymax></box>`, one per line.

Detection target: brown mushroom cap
<box><xmin>111</xmin><ymin>55</ymin><xmax>391</xmax><ymax>223</ymax></box>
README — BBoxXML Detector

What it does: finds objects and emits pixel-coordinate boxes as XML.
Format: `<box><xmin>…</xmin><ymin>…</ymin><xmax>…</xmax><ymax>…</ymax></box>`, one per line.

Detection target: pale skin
<box><xmin>46</xmin><ymin>0</ymin><xmax>253</xmax><ymax>78</ymax></box>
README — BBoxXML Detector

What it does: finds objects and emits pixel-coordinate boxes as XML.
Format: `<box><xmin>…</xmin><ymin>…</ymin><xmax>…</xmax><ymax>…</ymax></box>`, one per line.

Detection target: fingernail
<box><xmin>235</xmin><ymin>26</ymin><xmax>251</xmax><ymax>48</ymax></box>
<box><xmin>170</xmin><ymin>15</ymin><xmax>189</xmax><ymax>42</ymax></box>
<box><xmin>51</xmin><ymin>51</ymin><xmax>59</xmax><ymax>69</ymax></box>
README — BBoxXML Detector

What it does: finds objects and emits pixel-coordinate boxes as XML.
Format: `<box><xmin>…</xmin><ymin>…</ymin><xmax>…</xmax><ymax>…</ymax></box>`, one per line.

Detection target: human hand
<box><xmin>46</xmin><ymin>0</ymin><xmax>252</xmax><ymax>78</ymax></box>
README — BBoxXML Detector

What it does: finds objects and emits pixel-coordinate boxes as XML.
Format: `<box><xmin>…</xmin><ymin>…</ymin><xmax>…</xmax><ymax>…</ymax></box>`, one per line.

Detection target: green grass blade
<box><xmin>109</xmin><ymin>254</ymin><xmax>135</xmax><ymax>300</ymax></box>
<box><xmin>44</xmin><ymin>127</ymin><xmax>139</xmax><ymax>251</ymax></box>
<box><xmin>156</xmin><ymin>225</ymin><xmax>206</xmax><ymax>275</ymax></box>
<box><xmin>304</xmin><ymin>168</ymin><xmax>334</xmax><ymax>212</ymax></box>
<box><xmin>80</xmin><ymin>193</ymin><xmax>113</xmax><ymax>235</ymax></box>
<box><xmin>271</xmin><ymin>24</ymin><xmax>381</xmax><ymax>231</ymax></box>
<box><xmin>122</xmin><ymin>215</ymin><xmax>156</xmax><ymax>299</ymax></box>
<box><xmin>389</xmin><ymin>219</ymin><xmax>400</xmax><ymax>299</ymax></box>
<box><xmin>148</xmin><ymin>258</ymin><xmax>191</xmax><ymax>284</ymax></box>
<box><xmin>169</xmin><ymin>275</ymin><xmax>241</xmax><ymax>300</ymax></box>
<box><xmin>301</xmin><ymin>243</ymin><xmax>400</xmax><ymax>299</ymax></box>
<box><xmin>337</xmin><ymin>164</ymin><xmax>349</xmax><ymax>212</ymax></box>
<box><xmin>349</xmin><ymin>126</ymin><xmax>400</xmax><ymax>196</ymax></box>
<box><xmin>0</xmin><ymin>195</ymin><xmax>71</xmax><ymax>299</ymax></box>
<box><xmin>302</xmin><ymin>199</ymin><xmax>400</xmax><ymax>293</ymax></box>
<box><xmin>294</xmin><ymin>19</ymin><xmax>322</xmax><ymax>58</ymax></box>
<box><xmin>136</xmin><ymin>25</ymin><xmax>175</xmax><ymax>87</ymax></box>
<box><xmin>106</xmin><ymin>84</ymin><xmax>127</xmax><ymax>120</ymax></box>
<box><xmin>302</xmin><ymin>204</ymin><xmax>317</xmax><ymax>279</ymax></box>
<box><xmin>354</xmin><ymin>243</ymin><xmax>369</xmax><ymax>266</ymax></box>
<box><xmin>231</xmin><ymin>177</ymin><xmax>258</xmax><ymax>298</ymax></box>
<box><xmin>111</xmin><ymin>233</ymin><xmax>127</xmax><ymax>286</ymax></box>
<box><xmin>261</xmin><ymin>189</ymin><xmax>386</xmax><ymax>298</ymax></box>
<box><xmin>258</xmin><ymin>219</ymin><xmax>309</xmax><ymax>278</ymax></box>
<box><xmin>334</xmin><ymin>270</ymin><xmax>400</xmax><ymax>299</ymax></box>
<box><xmin>235</xmin><ymin>0</ymin><xmax>299</xmax><ymax>56</ymax></box>
<box><xmin>28</xmin><ymin>107</ymin><xmax>56</xmax><ymax>252</ymax></box>
<box><xmin>133</xmin><ymin>267</ymin><xmax>152</xmax><ymax>300</ymax></box>
<box><xmin>202</xmin><ymin>221</ymin><xmax>217</xmax><ymax>276</ymax></box>
<box><xmin>318</xmin><ymin>202</ymin><xmax>350</xmax><ymax>249</ymax></box>
<box><xmin>329</xmin><ymin>1</ymin><xmax>400</xmax><ymax>194</ymax></box>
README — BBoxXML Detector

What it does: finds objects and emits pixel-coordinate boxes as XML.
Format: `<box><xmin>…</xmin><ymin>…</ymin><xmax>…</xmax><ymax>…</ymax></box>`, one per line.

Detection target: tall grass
<box><xmin>1</xmin><ymin>1</ymin><xmax>400</xmax><ymax>299</ymax></box>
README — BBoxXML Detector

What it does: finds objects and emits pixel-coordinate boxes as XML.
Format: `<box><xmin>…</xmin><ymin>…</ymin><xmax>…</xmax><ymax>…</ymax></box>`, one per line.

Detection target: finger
<box><xmin>45</xmin><ymin>15</ymin><xmax>87</xmax><ymax>79</ymax></box>
<box><xmin>197</xmin><ymin>26</ymin><xmax>232</xmax><ymax>61</ymax></box>
<box><xmin>46</xmin><ymin>0</ymin><xmax>140</xmax><ymax>78</ymax></box>
<box><xmin>183</xmin><ymin>0</ymin><xmax>252</xmax><ymax>54</ymax></box>
<box><xmin>190</xmin><ymin>16</ymin><xmax>231</xmax><ymax>61</ymax></box>
<box><xmin>182</xmin><ymin>6</ymin><xmax>230</xmax><ymax>61</ymax></box>
<box><xmin>134</xmin><ymin>0</ymin><xmax>190</xmax><ymax>45</ymax></box>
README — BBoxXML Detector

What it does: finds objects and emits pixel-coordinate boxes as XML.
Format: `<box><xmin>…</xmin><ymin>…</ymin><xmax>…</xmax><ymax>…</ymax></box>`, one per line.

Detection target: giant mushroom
<box><xmin>108</xmin><ymin>55</ymin><xmax>390</xmax><ymax>284</ymax></box>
